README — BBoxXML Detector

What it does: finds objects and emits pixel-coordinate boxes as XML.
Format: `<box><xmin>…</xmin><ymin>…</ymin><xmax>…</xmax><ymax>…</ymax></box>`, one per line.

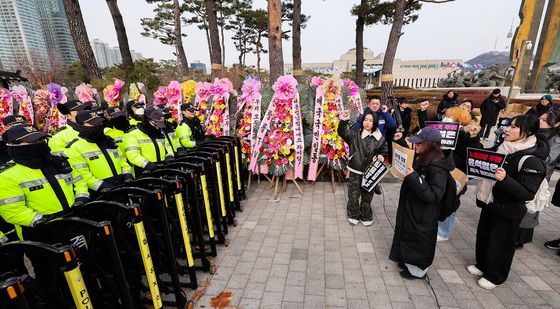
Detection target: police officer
<box><xmin>126</xmin><ymin>100</ymin><xmax>145</xmax><ymax>128</ymax></box>
<box><xmin>123</xmin><ymin>106</ymin><xmax>174</xmax><ymax>174</ymax></box>
<box><xmin>176</xmin><ymin>103</ymin><xmax>205</xmax><ymax>148</ymax></box>
<box><xmin>162</xmin><ymin>107</ymin><xmax>181</xmax><ymax>154</ymax></box>
<box><xmin>48</xmin><ymin>100</ymin><xmax>89</xmax><ymax>156</ymax></box>
<box><xmin>0</xmin><ymin>125</ymin><xmax>89</xmax><ymax>287</ymax></box>
<box><xmin>1</xmin><ymin>115</ymin><xmax>29</xmax><ymax>164</ymax></box>
<box><xmin>65</xmin><ymin>111</ymin><xmax>133</xmax><ymax>197</ymax></box>
<box><xmin>0</xmin><ymin>125</ymin><xmax>89</xmax><ymax>240</ymax></box>
<box><xmin>104</xmin><ymin>106</ymin><xmax>130</xmax><ymax>149</ymax></box>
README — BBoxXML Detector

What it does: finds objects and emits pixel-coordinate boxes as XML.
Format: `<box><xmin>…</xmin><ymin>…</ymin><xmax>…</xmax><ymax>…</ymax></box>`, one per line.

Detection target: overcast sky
<box><xmin>79</xmin><ymin>0</ymin><xmax>522</xmax><ymax>68</ymax></box>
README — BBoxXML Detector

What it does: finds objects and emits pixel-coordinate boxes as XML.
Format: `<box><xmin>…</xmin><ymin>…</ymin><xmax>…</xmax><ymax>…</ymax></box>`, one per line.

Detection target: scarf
<box><xmin>476</xmin><ymin>135</ymin><xmax>537</xmax><ymax>204</ymax></box>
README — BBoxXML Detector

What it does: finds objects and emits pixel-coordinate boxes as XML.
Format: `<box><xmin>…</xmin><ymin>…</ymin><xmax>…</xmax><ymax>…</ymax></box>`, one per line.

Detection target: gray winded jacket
<box><xmin>338</xmin><ymin>119</ymin><xmax>388</xmax><ymax>174</ymax></box>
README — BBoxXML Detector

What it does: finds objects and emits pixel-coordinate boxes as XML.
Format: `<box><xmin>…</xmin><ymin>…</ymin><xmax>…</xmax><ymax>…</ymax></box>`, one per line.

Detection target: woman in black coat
<box><xmin>389</xmin><ymin>127</ymin><xmax>455</xmax><ymax>280</ymax></box>
<box><xmin>436</xmin><ymin>90</ymin><xmax>459</xmax><ymax>119</ymax></box>
<box><xmin>469</xmin><ymin>115</ymin><xmax>548</xmax><ymax>289</ymax></box>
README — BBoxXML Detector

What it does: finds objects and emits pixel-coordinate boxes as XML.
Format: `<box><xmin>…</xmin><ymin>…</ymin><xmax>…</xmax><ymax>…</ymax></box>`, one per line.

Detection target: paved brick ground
<box><xmin>191</xmin><ymin>179</ymin><xmax>560</xmax><ymax>309</ymax></box>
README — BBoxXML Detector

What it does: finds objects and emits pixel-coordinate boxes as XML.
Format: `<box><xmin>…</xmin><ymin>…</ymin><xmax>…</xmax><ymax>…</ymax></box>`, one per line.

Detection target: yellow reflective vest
<box><xmin>175</xmin><ymin>123</ymin><xmax>197</xmax><ymax>148</ymax></box>
<box><xmin>48</xmin><ymin>125</ymin><xmax>79</xmax><ymax>156</ymax></box>
<box><xmin>123</xmin><ymin>128</ymin><xmax>174</xmax><ymax>169</ymax></box>
<box><xmin>0</xmin><ymin>161</ymin><xmax>88</xmax><ymax>238</ymax></box>
<box><xmin>64</xmin><ymin>137</ymin><xmax>132</xmax><ymax>191</ymax></box>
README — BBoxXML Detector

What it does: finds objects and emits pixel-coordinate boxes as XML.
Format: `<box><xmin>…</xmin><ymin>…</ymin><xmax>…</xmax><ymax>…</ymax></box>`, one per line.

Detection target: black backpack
<box><xmin>438</xmin><ymin>171</ymin><xmax>460</xmax><ymax>221</ymax></box>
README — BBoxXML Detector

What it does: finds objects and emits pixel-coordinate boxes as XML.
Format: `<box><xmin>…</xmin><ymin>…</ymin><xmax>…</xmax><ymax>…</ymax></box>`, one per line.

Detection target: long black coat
<box><xmin>390</xmin><ymin>154</ymin><xmax>455</xmax><ymax>270</ymax></box>
<box><xmin>480</xmin><ymin>95</ymin><xmax>506</xmax><ymax>126</ymax></box>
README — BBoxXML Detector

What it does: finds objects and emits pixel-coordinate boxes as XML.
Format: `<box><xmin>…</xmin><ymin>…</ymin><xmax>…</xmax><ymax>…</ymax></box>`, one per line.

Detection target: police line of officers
<box><xmin>0</xmin><ymin>100</ymin><xmax>205</xmax><ymax>242</ymax></box>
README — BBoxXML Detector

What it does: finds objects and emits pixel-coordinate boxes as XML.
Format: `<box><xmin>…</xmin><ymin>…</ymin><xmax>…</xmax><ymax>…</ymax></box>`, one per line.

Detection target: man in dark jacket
<box><xmin>437</xmin><ymin>90</ymin><xmax>459</xmax><ymax>119</ymax></box>
<box><xmin>525</xmin><ymin>94</ymin><xmax>558</xmax><ymax>118</ymax></box>
<box><xmin>480</xmin><ymin>89</ymin><xmax>506</xmax><ymax>140</ymax></box>
<box><xmin>355</xmin><ymin>96</ymin><xmax>396</xmax><ymax>137</ymax></box>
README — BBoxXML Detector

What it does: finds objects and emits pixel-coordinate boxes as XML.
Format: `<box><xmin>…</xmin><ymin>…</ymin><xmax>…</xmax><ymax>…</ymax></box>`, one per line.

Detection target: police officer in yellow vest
<box><xmin>104</xmin><ymin>106</ymin><xmax>130</xmax><ymax>150</ymax></box>
<box><xmin>162</xmin><ymin>107</ymin><xmax>181</xmax><ymax>154</ymax></box>
<box><xmin>0</xmin><ymin>125</ymin><xmax>89</xmax><ymax>240</ymax></box>
<box><xmin>48</xmin><ymin>100</ymin><xmax>89</xmax><ymax>156</ymax></box>
<box><xmin>0</xmin><ymin>124</ymin><xmax>89</xmax><ymax>287</ymax></box>
<box><xmin>123</xmin><ymin>106</ymin><xmax>174</xmax><ymax>174</ymax></box>
<box><xmin>126</xmin><ymin>100</ymin><xmax>145</xmax><ymax>128</ymax></box>
<box><xmin>176</xmin><ymin>103</ymin><xmax>205</xmax><ymax>148</ymax></box>
<box><xmin>65</xmin><ymin>111</ymin><xmax>133</xmax><ymax>197</ymax></box>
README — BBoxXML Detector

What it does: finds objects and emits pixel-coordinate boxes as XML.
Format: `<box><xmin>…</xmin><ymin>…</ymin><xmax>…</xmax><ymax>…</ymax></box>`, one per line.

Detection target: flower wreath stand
<box><xmin>103</xmin><ymin>79</ymin><xmax>125</xmax><ymax>108</ymax></box>
<box><xmin>0</xmin><ymin>88</ymin><xmax>13</xmax><ymax>136</ymax></box>
<box><xmin>33</xmin><ymin>89</ymin><xmax>50</xmax><ymax>132</ymax></box>
<box><xmin>11</xmin><ymin>86</ymin><xmax>34</xmax><ymax>125</ymax></box>
<box><xmin>235</xmin><ymin>75</ymin><xmax>267</xmax><ymax>191</ymax></box>
<box><xmin>194</xmin><ymin>82</ymin><xmax>212</xmax><ymax>124</ymax></box>
<box><xmin>307</xmin><ymin>78</ymin><xmax>348</xmax><ymax>193</ymax></box>
<box><xmin>249</xmin><ymin>75</ymin><xmax>305</xmax><ymax>200</ymax></box>
<box><xmin>205</xmin><ymin>78</ymin><xmax>234</xmax><ymax>137</ymax></box>
<box><xmin>44</xmin><ymin>83</ymin><xmax>68</xmax><ymax>135</ymax></box>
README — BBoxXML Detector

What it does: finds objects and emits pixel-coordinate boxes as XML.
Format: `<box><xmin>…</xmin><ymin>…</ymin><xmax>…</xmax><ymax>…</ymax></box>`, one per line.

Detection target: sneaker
<box><xmin>397</xmin><ymin>262</ymin><xmax>406</xmax><ymax>270</ymax></box>
<box><xmin>477</xmin><ymin>277</ymin><xmax>497</xmax><ymax>289</ymax></box>
<box><xmin>361</xmin><ymin>220</ymin><xmax>374</xmax><ymax>226</ymax></box>
<box><xmin>437</xmin><ymin>235</ymin><xmax>449</xmax><ymax>242</ymax></box>
<box><xmin>348</xmin><ymin>218</ymin><xmax>359</xmax><ymax>225</ymax></box>
<box><xmin>467</xmin><ymin>265</ymin><xmax>483</xmax><ymax>276</ymax></box>
<box><xmin>399</xmin><ymin>269</ymin><xmax>426</xmax><ymax>280</ymax></box>
<box><xmin>544</xmin><ymin>239</ymin><xmax>560</xmax><ymax>250</ymax></box>
<box><xmin>374</xmin><ymin>184</ymin><xmax>382</xmax><ymax>194</ymax></box>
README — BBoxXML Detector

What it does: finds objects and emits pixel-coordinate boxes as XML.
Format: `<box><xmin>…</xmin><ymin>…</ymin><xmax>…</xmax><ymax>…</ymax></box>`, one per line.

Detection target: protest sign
<box><xmin>390</xmin><ymin>142</ymin><xmax>415</xmax><ymax>179</ymax></box>
<box><xmin>450</xmin><ymin>168</ymin><xmax>469</xmax><ymax>194</ymax></box>
<box><xmin>466</xmin><ymin>148</ymin><xmax>506</xmax><ymax>180</ymax></box>
<box><xmin>361</xmin><ymin>159</ymin><xmax>389</xmax><ymax>192</ymax></box>
<box><xmin>425</xmin><ymin>121</ymin><xmax>460</xmax><ymax>150</ymax></box>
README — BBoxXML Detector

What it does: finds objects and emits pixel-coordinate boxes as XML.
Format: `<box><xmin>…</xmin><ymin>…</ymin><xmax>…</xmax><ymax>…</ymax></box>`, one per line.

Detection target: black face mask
<box><xmin>8</xmin><ymin>142</ymin><xmax>51</xmax><ymax>169</ymax></box>
<box><xmin>139</xmin><ymin>117</ymin><xmax>163</xmax><ymax>138</ymax></box>
<box><xmin>67</xmin><ymin>120</ymin><xmax>82</xmax><ymax>132</ymax></box>
<box><xmin>110</xmin><ymin>116</ymin><xmax>130</xmax><ymax>131</ymax></box>
<box><xmin>79</xmin><ymin>125</ymin><xmax>106</xmax><ymax>143</ymax></box>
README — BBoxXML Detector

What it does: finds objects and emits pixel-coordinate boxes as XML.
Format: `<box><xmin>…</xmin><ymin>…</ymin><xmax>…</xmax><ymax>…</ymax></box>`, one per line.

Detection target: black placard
<box><xmin>361</xmin><ymin>159</ymin><xmax>389</xmax><ymax>192</ymax></box>
<box><xmin>466</xmin><ymin>148</ymin><xmax>506</xmax><ymax>180</ymax></box>
<box><xmin>425</xmin><ymin>121</ymin><xmax>460</xmax><ymax>150</ymax></box>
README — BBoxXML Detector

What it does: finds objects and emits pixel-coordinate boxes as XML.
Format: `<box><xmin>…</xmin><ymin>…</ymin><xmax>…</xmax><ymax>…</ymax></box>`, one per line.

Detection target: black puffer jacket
<box><xmin>525</xmin><ymin>103</ymin><xmax>559</xmax><ymax>118</ymax></box>
<box><xmin>338</xmin><ymin>119</ymin><xmax>388</xmax><ymax>173</ymax></box>
<box><xmin>480</xmin><ymin>94</ymin><xmax>506</xmax><ymax>126</ymax></box>
<box><xmin>476</xmin><ymin>136</ymin><xmax>549</xmax><ymax>221</ymax></box>
<box><xmin>390</xmin><ymin>154</ymin><xmax>455</xmax><ymax>269</ymax></box>
<box><xmin>437</xmin><ymin>91</ymin><xmax>459</xmax><ymax>118</ymax></box>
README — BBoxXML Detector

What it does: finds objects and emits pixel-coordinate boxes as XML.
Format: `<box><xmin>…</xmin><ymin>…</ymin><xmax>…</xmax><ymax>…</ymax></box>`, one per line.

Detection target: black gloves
<box><xmin>123</xmin><ymin>173</ymin><xmax>134</xmax><ymax>183</ymax></box>
<box><xmin>97</xmin><ymin>181</ymin><xmax>113</xmax><ymax>192</ymax></box>
<box><xmin>74</xmin><ymin>196</ymin><xmax>90</xmax><ymax>207</ymax></box>
<box><xmin>145</xmin><ymin>162</ymin><xmax>156</xmax><ymax>171</ymax></box>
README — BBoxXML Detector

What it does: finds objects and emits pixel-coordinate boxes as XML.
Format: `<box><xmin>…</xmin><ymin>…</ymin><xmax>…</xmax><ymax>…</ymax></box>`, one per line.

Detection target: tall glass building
<box><xmin>36</xmin><ymin>0</ymin><xmax>78</xmax><ymax>67</ymax></box>
<box><xmin>0</xmin><ymin>0</ymin><xmax>51</xmax><ymax>71</ymax></box>
<box><xmin>0</xmin><ymin>0</ymin><xmax>77</xmax><ymax>72</ymax></box>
